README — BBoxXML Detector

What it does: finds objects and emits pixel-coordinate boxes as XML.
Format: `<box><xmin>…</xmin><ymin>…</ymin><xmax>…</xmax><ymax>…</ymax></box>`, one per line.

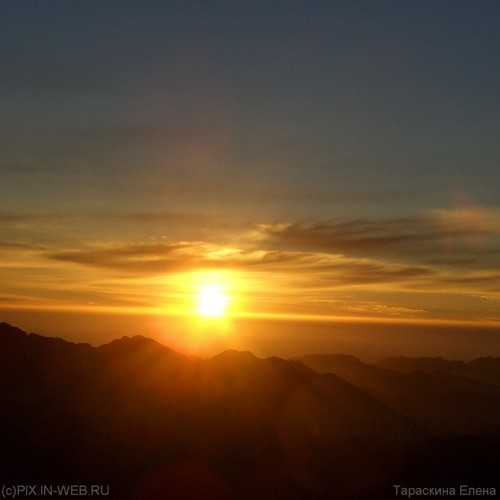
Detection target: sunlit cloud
<box><xmin>257</xmin><ymin>210</ymin><xmax>500</xmax><ymax>268</ymax></box>
<box><xmin>433</xmin><ymin>206</ymin><xmax>500</xmax><ymax>251</ymax></box>
<box><xmin>43</xmin><ymin>234</ymin><xmax>499</xmax><ymax>296</ymax></box>
<box><xmin>337</xmin><ymin>303</ymin><xmax>428</xmax><ymax>317</ymax></box>
<box><xmin>1</xmin><ymin>208</ymin><xmax>499</xmax><ymax>322</ymax></box>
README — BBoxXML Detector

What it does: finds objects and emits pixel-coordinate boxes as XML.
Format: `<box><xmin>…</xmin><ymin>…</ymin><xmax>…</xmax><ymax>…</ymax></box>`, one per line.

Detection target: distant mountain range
<box><xmin>296</xmin><ymin>353</ymin><xmax>500</xmax><ymax>435</ymax></box>
<box><xmin>1</xmin><ymin>322</ymin><xmax>499</xmax><ymax>499</ymax></box>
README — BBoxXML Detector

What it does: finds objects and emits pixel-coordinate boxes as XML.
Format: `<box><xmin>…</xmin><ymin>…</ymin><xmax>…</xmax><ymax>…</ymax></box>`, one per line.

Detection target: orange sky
<box><xmin>1</xmin><ymin>207</ymin><xmax>500</xmax><ymax>327</ymax></box>
<box><xmin>1</xmin><ymin>206</ymin><xmax>500</xmax><ymax>361</ymax></box>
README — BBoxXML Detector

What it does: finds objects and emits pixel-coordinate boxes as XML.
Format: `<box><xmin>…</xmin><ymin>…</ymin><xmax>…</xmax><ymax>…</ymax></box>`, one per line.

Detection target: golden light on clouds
<box><xmin>1</xmin><ymin>209</ymin><xmax>500</xmax><ymax>332</ymax></box>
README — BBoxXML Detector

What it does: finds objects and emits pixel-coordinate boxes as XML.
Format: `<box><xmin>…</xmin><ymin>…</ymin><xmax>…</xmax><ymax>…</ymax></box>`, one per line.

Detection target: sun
<box><xmin>197</xmin><ymin>284</ymin><xmax>229</xmax><ymax>317</ymax></box>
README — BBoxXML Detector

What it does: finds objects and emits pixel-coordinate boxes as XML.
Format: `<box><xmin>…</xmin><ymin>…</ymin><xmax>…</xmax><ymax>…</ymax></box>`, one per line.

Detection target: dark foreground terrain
<box><xmin>1</xmin><ymin>322</ymin><xmax>499</xmax><ymax>498</ymax></box>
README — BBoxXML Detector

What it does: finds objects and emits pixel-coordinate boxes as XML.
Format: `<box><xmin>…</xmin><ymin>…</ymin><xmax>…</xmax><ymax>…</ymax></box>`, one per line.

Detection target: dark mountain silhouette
<box><xmin>1</xmin><ymin>322</ymin><xmax>499</xmax><ymax>498</ymax></box>
<box><xmin>293</xmin><ymin>353</ymin><xmax>365</xmax><ymax>372</ymax></box>
<box><xmin>297</xmin><ymin>353</ymin><xmax>500</xmax><ymax>435</ymax></box>
<box><xmin>375</xmin><ymin>355</ymin><xmax>500</xmax><ymax>386</ymax></box>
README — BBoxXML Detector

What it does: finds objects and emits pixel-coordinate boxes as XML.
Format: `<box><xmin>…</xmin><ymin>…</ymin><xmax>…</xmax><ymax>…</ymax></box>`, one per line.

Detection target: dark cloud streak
<box><xmin>258</xmin><ymin>216</ymin><xmax>500</xmax><ymax>268</ymax></box>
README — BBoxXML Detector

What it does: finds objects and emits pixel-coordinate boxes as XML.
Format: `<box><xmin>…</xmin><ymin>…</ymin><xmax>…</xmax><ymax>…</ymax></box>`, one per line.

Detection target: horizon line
<box><xmin>1</xmin><ymin>303</ymin><xmax>500</xmax><ymax>330</ymax></box>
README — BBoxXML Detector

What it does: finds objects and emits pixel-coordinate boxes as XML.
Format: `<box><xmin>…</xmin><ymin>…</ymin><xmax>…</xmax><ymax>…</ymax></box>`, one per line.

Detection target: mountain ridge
<box><xmin>1</xmin><ymin>322</ymin><xmax>498</xmax><ymax>498</ymax></box>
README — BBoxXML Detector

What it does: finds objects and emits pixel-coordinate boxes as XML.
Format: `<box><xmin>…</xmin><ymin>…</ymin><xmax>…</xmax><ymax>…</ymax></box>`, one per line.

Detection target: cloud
<box><xmin>47</xmin><ymin>242</ymin><xmax>296</xmax><ymax>274</ymax></box>
<box><xmin>338</xmin><ymin>303</ymin><xmax>428</xmax><ymax>317</ymax></box>
<box><xmin>37</xmin><ymin>208</ymin><xmax>499</xmax><ymax>298</ymax></box>
<box><xmin>256</xmin><ymin>209</ymin><xmax>500</xmax><ymax>267</ymax></box>
<box><xmin>0</xmin><ymin>240</ymin><xmax>46</xmax><ymax>251</ymax></box>
<box><xmin>1</xmin><ymin>209</ymin><xmax>497</xmax><ymax>317</ymax></box>
<box><xmin>257</xmin><ymin>218</ymin><xmax>438</xmax><ymax>254</ymax></box>
<box><xmin>45</xmin><ymin>239</ymin><xmax>441</xmax><ymax>290</ymax></box>
<box><xmin>433</xmin><ymin>207</ymin><xmax>500</xmax><ymax>232</ymax></box>
<box><xmin>49</xmin><ymin>242</ymin><xmax>207</xmax><ymax>274</ymax></box>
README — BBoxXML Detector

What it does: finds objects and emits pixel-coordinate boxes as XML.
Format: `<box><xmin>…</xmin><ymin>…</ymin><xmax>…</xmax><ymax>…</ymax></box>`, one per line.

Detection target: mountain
<box><xmin>293</xmin><ymin>353</ymin><xmax>365</xmax><ymax>372</ymax></box>
<box><xmin>1</xmin><ymin>323</ymin><xmax>499</xmax><ymax>498</ymax></box>
<box><xmin>375</xmin><ymin>356</ymin><xmax>500</xmax><ymax>386</ymax></box>
<box><xmin>296</xmin><ymin>353</ymin><xmax>500</xmax><ymax>436</ymax></box>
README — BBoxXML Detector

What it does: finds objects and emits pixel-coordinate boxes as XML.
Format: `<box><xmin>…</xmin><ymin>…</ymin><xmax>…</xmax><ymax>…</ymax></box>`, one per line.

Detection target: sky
<box><xmin>1</xmin><ymin>1</ymin><xmax>499</xmax><ymax>355</ymax></box>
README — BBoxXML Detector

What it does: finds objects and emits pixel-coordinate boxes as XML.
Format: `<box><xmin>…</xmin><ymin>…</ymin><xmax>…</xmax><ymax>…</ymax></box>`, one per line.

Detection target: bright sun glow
<box><xmin>197</xmin><ymin>284</ymin><xmax>229</xmax><ymax>317</ymax></box>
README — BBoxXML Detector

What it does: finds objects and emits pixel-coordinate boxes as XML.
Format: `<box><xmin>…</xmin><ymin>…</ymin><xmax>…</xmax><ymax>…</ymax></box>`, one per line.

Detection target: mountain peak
<box><xmin>212</xmin><ymin>349</ymin><xmax>258</xmax><ymax>361</ymax></box>
<box><xmin>0</xmin><ymin>322</ymin><xmax>28</xmax><ymax>339</ymax></box>
<box><xmin>101</xmin><ymin>335</ymin><xmax>168</xmax><ymax>349</ymax></box>
<box><xmin>97</xmin><ymin>334</ymin><xmax>185</xmax><ymax>363</ymax></box>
